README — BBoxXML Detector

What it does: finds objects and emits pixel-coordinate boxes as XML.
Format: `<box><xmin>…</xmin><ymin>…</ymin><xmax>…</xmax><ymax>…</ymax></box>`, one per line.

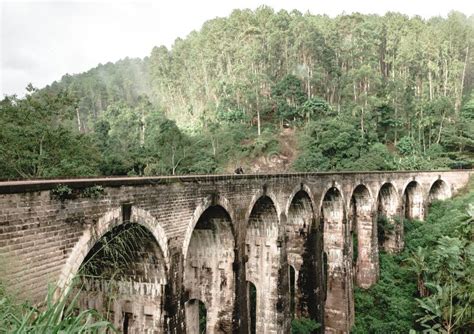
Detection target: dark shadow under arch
<box><xmin>247</xmin><ymin>281</ymin><xmax>257</xmax><ymax>334</ymax></box>
<box><xmin>428</xmin><ymin>179</ymin><xmax>450</xmax><ymax>204</ymax></box>
<box><xmin>404</xmin><ymin>181</ymin><xmax>424</xmax><ymax>220</ymax></box>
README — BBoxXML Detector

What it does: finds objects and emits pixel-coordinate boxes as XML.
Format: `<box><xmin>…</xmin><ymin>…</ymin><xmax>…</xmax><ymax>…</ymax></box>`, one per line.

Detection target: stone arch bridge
<box><xmin>0</xmin><ymin>170</ymin><xmax>471</xmax><ymax>333</ymax></box>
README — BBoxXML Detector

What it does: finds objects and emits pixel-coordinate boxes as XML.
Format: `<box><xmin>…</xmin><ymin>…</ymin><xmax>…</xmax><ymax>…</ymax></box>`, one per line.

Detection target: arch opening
<box><xmin>428</xmin><ymin>180</ymin><xmax>450</xmax><ymax>204</ymax></box>
<box><xmin>247</xmin><ymin>281</ymin><xmax>257</xmax><ymax>334</ymax></box>
<box><xmin>321</xmin><ymin>187</ymin><xmax>353</xmax><ymax>331</ymax></box>
<box><xmin>75</xmin><ymin>223</ymin><xmax>167</xmax><ymax>333</ymax></box>
<box><xmin>350</xmin><ymin>185</ymin><xmax>377</xmax><ymax>288</ymax></box>
<box><xmin>245</xmin><ymin>196</ymin><xmax>279</xmax><ymax>333</ymax></box>
<box><xmin>377</xmin><ymin>183</ymin><xmax>401</xmax><ymax>252</ymax></box>
<box><xmin>184</xmin><ymin>205</ymin><xmax>235</xmax><ymax>333</ymax></box>
<box><xmin>404</xmin><ymin>181</ymin><xmax>424</xmax><ymax>220</ymax></box>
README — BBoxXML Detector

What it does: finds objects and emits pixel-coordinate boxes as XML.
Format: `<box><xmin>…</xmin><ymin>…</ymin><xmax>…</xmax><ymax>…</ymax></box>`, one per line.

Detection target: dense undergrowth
<box><xmin>0</xmin><ymin>283</ymin><xmax>114</xmax><ymax>333</ymax></box>
<box><xmin>353</xmin><ymin>181</ymin><xmax>474</xmax><ymax>333</ymax></box>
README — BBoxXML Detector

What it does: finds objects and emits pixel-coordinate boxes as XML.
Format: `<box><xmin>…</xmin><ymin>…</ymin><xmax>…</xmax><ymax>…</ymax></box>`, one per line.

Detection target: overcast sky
<box><xmin>1</xmin><ymin>0</ymin><xmax>473</xmax><ymax>97</ymax></box>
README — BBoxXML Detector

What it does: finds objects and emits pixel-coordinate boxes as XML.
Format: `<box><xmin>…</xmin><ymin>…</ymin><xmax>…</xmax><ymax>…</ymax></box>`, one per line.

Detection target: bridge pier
<box><xmin>245</xmin><ymin>196</ymin><xmax>281</xmax><ymax>333</ymax></box>
<box><xmin>322</xmin><ymin>187</ymin><xmax>354</xmax><ymax>333</ymax></box>
<box><xmin>350</xmin><ymin>185</ymin><xmax>378</xmax><ymax>288</ymax></box>
<box><xmin>287</xmin><ymin>190</ymin><xmax>324</xmax><ymax>326</ymax></box>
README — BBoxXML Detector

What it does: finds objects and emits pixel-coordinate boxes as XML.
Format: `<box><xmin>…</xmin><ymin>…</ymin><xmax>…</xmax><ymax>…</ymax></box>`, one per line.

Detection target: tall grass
<box><xmin>0</xmin><ymin>281</ymin><xmax>116</xmax><ymax>333</ymax></box>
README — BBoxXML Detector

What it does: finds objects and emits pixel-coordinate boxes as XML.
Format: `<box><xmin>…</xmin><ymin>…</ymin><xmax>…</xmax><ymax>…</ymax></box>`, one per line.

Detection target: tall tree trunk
<box><xmin>257</xmin><ymin>108</ymin><xmax>261</xmax><ymax>136</ymax></box>
<box><xmin>436</xmin><ymin>113</ymin><xmax>446</xmax><ymax>144</ymax></box>
<box><xmin>256</xmin><ymin>89</ymin><xmax>261</xmax><ymax>136</ymax></box>
<box><xmin>443</xmin><ymin>59</ymin><xmax>448</xmax><ymax>97</ymax></box>
<box><xmin>394</xmin><ymin>98</ymin><xmax>398</xmax><ymax>144</ymax></box>
<box><xmin>201</xmin><ymin>54</ymin><xmax>210</xmax><ymax>100</ymax></box>
<box><xmin>171</xmin><ymin>148</ymin><xmax>175</xmax><ymax>175</ymax></box>
<box><xmin>75</xmin><ymin>107</ymin><xmax>82</xmax><ymax>133</ymax></box>
<box><xmin>419</xmin><ymin>105</ymin><xmax>424</xmax><ymax>153</ymax></box>
<box><xmin>456</xmin><ymin>46</ymin><xmax>469</xmax><ymax>114</ymax></box>
<box><xmin>428</xmin><ymin>67</ymin><xmax>433</xmax><ymax>101</ymax></box>
<box><xmin>353</xmin><ymin>82</ymin><xmax>357</xmax><ymax>102</ymax></box>
<box><xmin>140</xmin><ymin>110</ymin><xmax>146</xmax><ymax>148</ymax></box>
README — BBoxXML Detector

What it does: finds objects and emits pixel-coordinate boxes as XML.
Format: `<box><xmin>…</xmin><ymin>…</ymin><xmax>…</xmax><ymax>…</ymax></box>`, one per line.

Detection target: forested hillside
<box><xmin>1</xmin><ymin>7</ymin><xmax>474</xmax><ymax>178</ymax></box>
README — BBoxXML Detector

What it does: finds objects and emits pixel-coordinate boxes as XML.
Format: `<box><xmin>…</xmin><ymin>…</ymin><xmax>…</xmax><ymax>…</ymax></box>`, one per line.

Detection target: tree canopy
<box><xmin>1</xmin><ymin>8</ymin><xmax>474</xmax><ymax>179</ymax></box>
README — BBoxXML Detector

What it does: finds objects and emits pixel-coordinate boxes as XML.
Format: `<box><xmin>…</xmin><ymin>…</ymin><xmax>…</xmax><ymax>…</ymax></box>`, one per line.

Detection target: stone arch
<box><xmin>65</xmin><ymin>207</ymin><xmax>168</xmax><ymax>333</ymax></box>
<box><xmin>183</xmin><ymin>205</ymin><xmax>235</xmax><ymax>333</ymax></box>
<box><xmin>428</xmin><ymin>179</ymin><xmax>451</xmax><ymax>204</ymax></box>
<box><xmin>350</xmin><ymin>184</ymin><xmax>378</xmax><ymax>288</ymax></box>
<box><xmin>403</xmin><ymin>180</ymin><xmax>424</xmax><ymax>220</ymax></box>
<box><xmin>244</xmin><ymin>188</ymin><xmax>282</xmax><ymax>231</ymax></box>
<box><xmin>245</xmin><ymin>195</ymin><xmax>280</xmax><ymax>333</ymax></box>
<box><xmin>58</xmin><ymin>206</ymin><xmax>169</xmax><ymax>291</ymax></box>
<box><xmin>377</xmin><ymin>183</ymin><xmax>402</xmax><ymax>252</ymax></box>
<box><xmin>285</xmin><ymin>183</ymin><xmax>317</xmax><ymax>218</ymax></box>
<box><xmin>287</xmin><ymin>190</ymin><xmax>314</xmax><ymax>271</ymax></box>
<box><xmin>183</xmin><ymin>194</ymin><xmax>235</xmax><ymax>259</ymax></box>
<box><xmin>320</xmin><ymin>186</ymin><xmax>353</xmax><ymax>332</ymax></box>
<box><xmin>286</xmin><ymin>188</ymin><xmax>323</xmax><ymax>323</ymax></box>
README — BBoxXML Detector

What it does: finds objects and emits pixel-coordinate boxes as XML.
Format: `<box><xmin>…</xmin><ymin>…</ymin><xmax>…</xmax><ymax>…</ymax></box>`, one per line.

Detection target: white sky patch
<box><xmin>1</xmin><ymin>0</ymin><xmax>473</xmax><ymax>96</ymax></box>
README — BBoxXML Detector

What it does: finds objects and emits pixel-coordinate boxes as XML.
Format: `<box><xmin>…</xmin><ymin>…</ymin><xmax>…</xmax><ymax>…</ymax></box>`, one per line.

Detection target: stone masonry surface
<box><xmin>0</xmin><ymin>170</ymin><xmax>471</xmax><ymax>333</ymax></box>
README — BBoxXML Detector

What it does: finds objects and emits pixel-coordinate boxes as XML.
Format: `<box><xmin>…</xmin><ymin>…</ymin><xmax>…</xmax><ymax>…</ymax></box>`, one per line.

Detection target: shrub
<box><xmin>291</xmin><ymin>317</ymin><xmax>320</xmax><ymax>334</ymax></box>
<box><xmin>51</xmin><ymin>184</ymin><xmax>74</xmax><ymax>201</ymax></box>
